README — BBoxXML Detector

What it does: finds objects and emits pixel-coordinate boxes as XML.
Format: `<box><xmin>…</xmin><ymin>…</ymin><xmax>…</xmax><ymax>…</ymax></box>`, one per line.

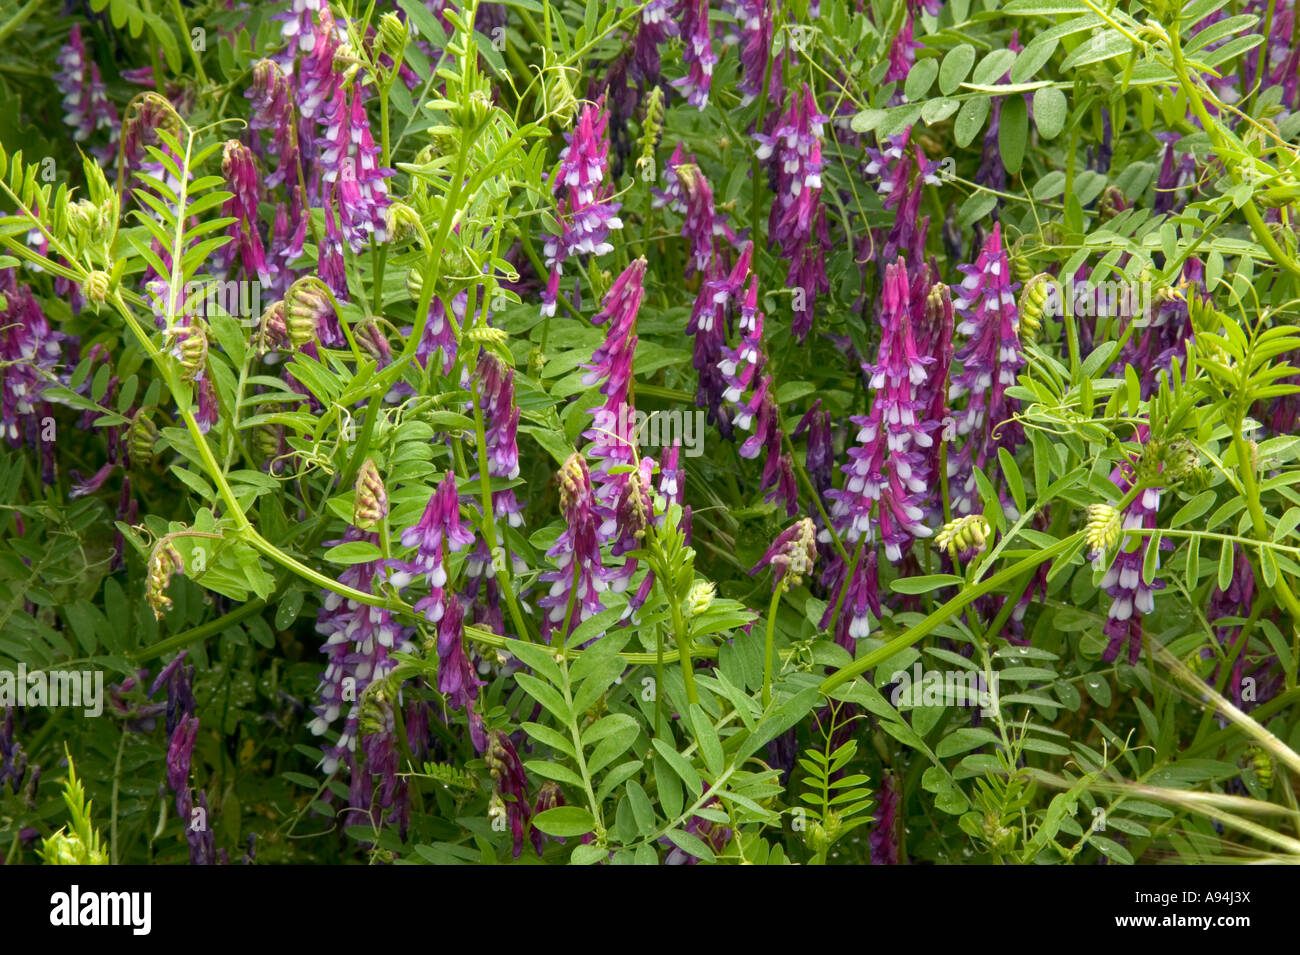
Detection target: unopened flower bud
<box><xmin>405</xmin><ymin>268</ymin><xmax>423</xmax><ymax>301</ymax></box>
<box><xmin>169</xmin><ymin>324</ymin><xmax>208</xmax><ymax>382</ymax></box>
<box><xmin>376</xmin><ymin>12</ymin><xmax>410</xmax><ymax>70</ymax></box>
<box><xmin>386</xmin><ymin>202</ymin><xmax>421</xmax><ymax>246</ymax></box>
<box><xmin>1017</xmin><ymin>273</ymin><xmax>1056</xmax><ymax>343</ymax></box>
<box><xmin>688</xmin><ymin>580</ymin><xmax>716</xmax><ymax>617</ymax></box>
<box><xmin>128</xmin><ymin>411</ymin><xmax>159</xmax><ymax>465</ymax></box>
<box><xmin>285</xmin><ymin>277</ymin><xmax>333</xmax><ymax>348</ymax></box>
<box><xmin>355</xmin><ymin>318</ymin><xmax>392</xmax><ymax>362</ymax></box>
<box><xmin>1084</xmin><ymin>503</ymin><xmax>1121</xmax><ymax>563</ymax></box>
<box><xmin>82</xmin><ymin>270</ymin><xmax>111</xmax><ymax>305</ymax></box>
<box><xmin>354</xmin><ymin>459</ymin><xmax>388</xmax><ymax>529</ymax></box>
<box><xmin>146</xmin><ymin>541</ymin><xmax>185</xmax><ymax>619</ymax></box>
<box><xmin>752</xmin><ymin>517</ymin><xmax>818</xmax><ymax>591</ymax></box>
<box><xmin>463</xmin><ymin>324</ymin><xmax>508</xmax><ymax>348</ymax></box>
<box><xmin>935</xmin><ymin>514</ymin><xmax>991</xmax><ymax>560</ymax></box>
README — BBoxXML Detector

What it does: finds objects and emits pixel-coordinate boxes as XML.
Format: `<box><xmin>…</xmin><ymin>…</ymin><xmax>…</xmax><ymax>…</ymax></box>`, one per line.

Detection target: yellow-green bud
<box><xmin>354</xmin><ymin>459</ymin><xmax>387</xmax><ymax>529</ymax></box>
<box><xmin>935</xmin><ymin>514</ymin><xmax>992</xmax><ymax>559</ymax></box>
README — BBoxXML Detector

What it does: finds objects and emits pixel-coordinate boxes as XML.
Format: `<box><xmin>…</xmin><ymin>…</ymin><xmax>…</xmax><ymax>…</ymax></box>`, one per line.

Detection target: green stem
<box><xmin>821</xmin><ymin>533</ymin><xmax>1085</xmax><ymax>693</ymax></box>
<box><xmin>762</xmin><ymin>585</ymin><xmax>783</xmax><ymax>707</ymax></box>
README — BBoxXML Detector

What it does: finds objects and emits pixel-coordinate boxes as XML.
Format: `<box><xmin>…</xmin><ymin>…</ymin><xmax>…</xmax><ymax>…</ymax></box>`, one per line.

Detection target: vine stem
<box><xmin>821</xmin><ymin>532</ymin><xmax>1085</xmax><ymax>693</ymax></box>
<box><xmin>761</xmin><ymin>584</ymin><xmax>783</xmax><ymax>707</ymax></box>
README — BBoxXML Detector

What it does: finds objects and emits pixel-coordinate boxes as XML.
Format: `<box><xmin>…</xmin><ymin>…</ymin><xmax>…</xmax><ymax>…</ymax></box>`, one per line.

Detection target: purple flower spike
<box><xmin>220</xmin><ymin>141</ymin><xmax>276</xmax><ymax>286</ymax></box>
<box><xmin>53</xmin><ymin>25</ymin><xmax>119</xmax><ymax>163</ymax></box>
<box><xmin>399</xmin><ymin>471</ymin><xmax>475</xmax><ymax>623</ymax></box>
<box><xmin>542</xmin><ymin>98</ymin><xmax>623</xmax><ymax>316</ymax></box>
<box><xmin>1100</xmin><ymin>464</ymin><xmax>1164</xmax><ymax>666</ymax></box>
<box><xmin>672</xmin><ymin>0</ymin><xmax>718</xmax><ymax>108</ymax></box>
<box><xmin>540</xmin><ymin>454</ymin><xmax>608</xmax><ymax>642</ymax></box>
<box><xmin>947</xmin><ymin>222</ymin><xmax>1025</xmax><ymax>518</ymax></box>
<box><xmin>755</xmin><ymin>85</ymin><xmax>831</xmax><ymax>339</ymax></box>
<box><xmin>485</xmin><ymin>730</ymin><xmax>532</xmax><ymax>858</ymax></box>
<box><xmin>437</xmin><ymin>593</ymin><xmax>484</xmax><ymax>714</ymax></box>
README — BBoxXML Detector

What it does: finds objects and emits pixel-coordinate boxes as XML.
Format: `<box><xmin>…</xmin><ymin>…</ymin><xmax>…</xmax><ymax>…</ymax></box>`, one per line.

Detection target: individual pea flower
<box><xmin>672</xmin><ymin>0</ymin><xmax>718</xmax><ymax>108</ymax></box>
<box><xmin>632</xmin><ymin>0</ymin><xmax>680</xmax><ymax>83</ymax></box>
<box><xmin>0</xmin><ymin>707</ymin><xmax>26</xmax><ymax>795</ymax></box>
<box><xmin>353</xmin><ymin>459</ymin><xmax>388</xmax><ymax>530</ymax></box>
<box><xmin>485</xmin><ymin>729</ymin><xmax>531</xmax><ymax>859</ymax></box>
<box><xmin>539</xmin><ymin>454</ymin><xmax>608</xmax><ymax>642</ymax></box>
<box><xmin>319</xmin><ymin>197</ymin><xmax>350</xmax><ymax>304</ymax></box>
<box><xmin>398</xmin><ymin>471</ymin><xmax>475</xmax><ymax>623</ymax></box>
<box><xmin>541</xmin><ymin>97</ymin><xmax>623</xmax><ymax>316</ymax></box>
<box><xmin>663</xmin><ymin>792</ymin><xmax>732</xmax><ymax>864</ymax></box>
<box><xmin>166</xmin><ymin>714</ymin><xmax>199</xmax><ymax>816</ymax></box>
<box><xmin>754</xmin><ymin>84</ymin><xmax>831</xmax><ymax>339</ymax></box>
<box><xmin>947</xmin><ymin>222</ymin><xmax>1025</xmax><ymax>518</ymax></box>
<box><xmin>934</xmin><ymin>514</ymin><xmax>991</xmax><ymax>561</ymax></box>
<box><xmin>53</xmin><ymin>24</ymin><xmax>119</xmax><ymax>164</ymax></box>
<box><xmin>753</xmin><ymin>518</ymin><xmax>818</xmax><ymax>591</ymax></box>
<box><xmin>884</xmin><ymin>13</ymin><xmax>923</xmax><ymax>86</ymax></box>
<box><xmin>146</xmin><ymin>541</ymin><xmax>185</xmax><ymax>619</ymax></box>
<box><xmin>149</xmin><ymin>650</ymin><xmax>196</xmax><ymax>737</ymax></box>
<box><xmin>794</xmin><ymin>399</ymin><xmax>834</xmax><ymax>494</ymax></box>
